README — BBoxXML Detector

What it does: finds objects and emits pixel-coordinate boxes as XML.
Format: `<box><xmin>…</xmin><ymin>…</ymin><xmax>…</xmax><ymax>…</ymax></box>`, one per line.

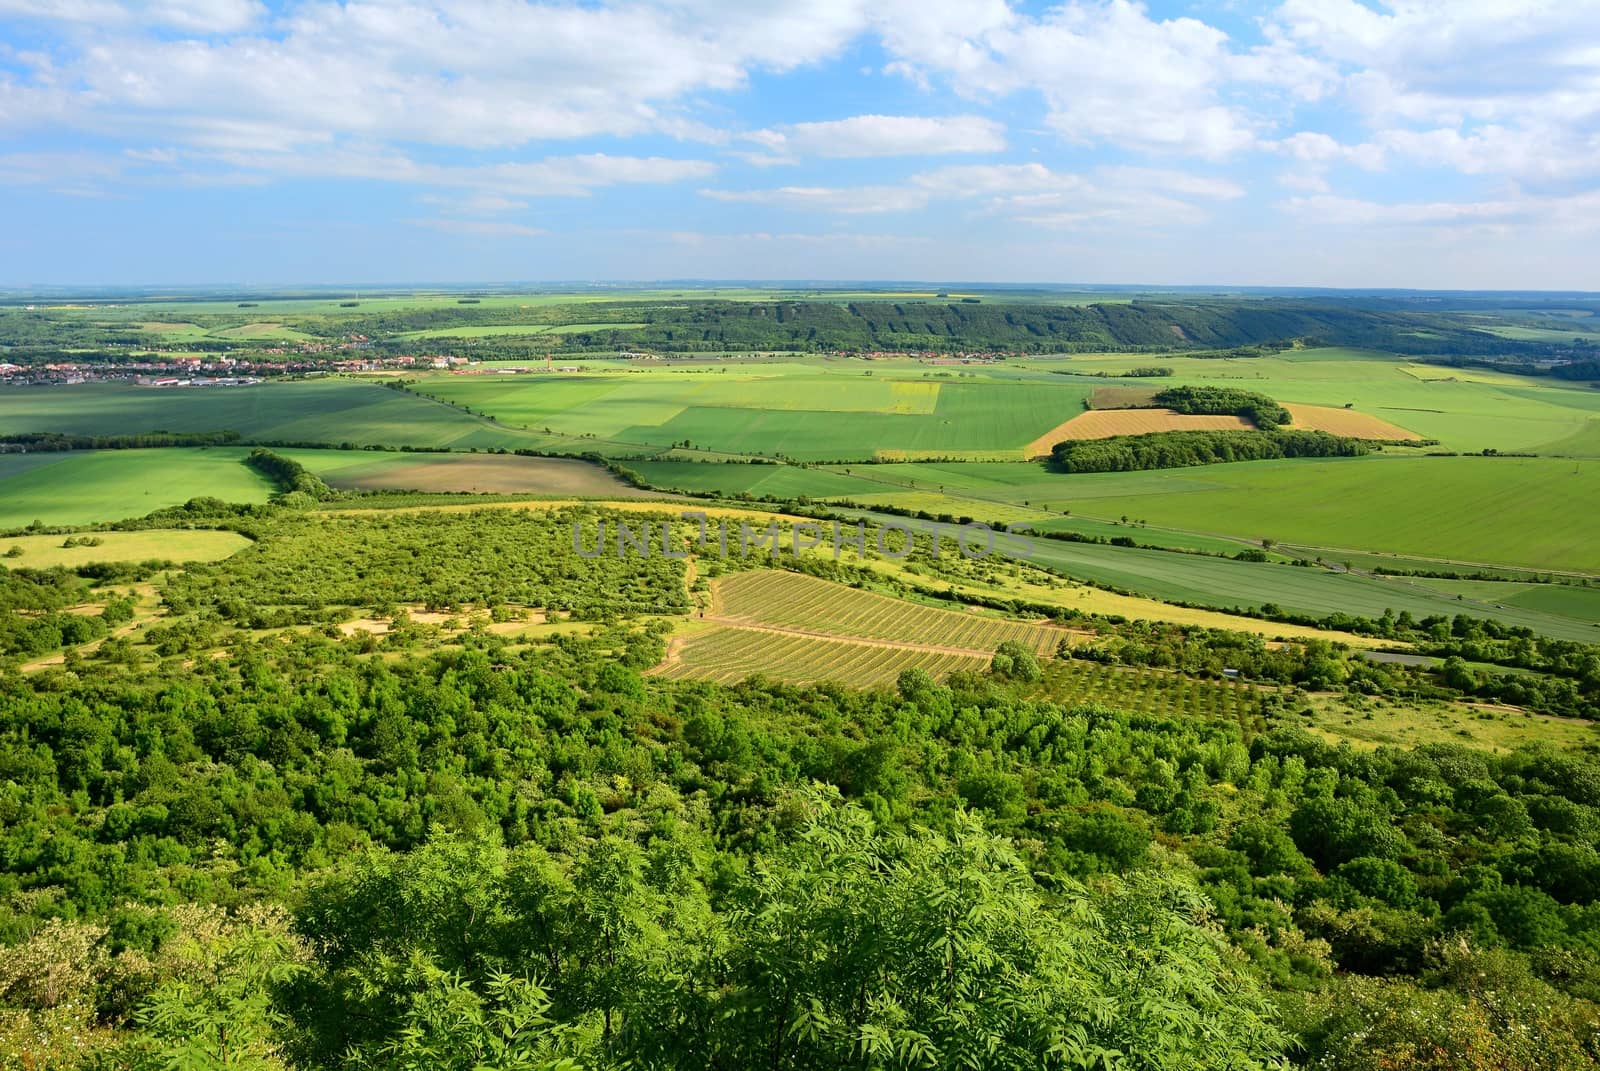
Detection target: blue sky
<box><xmin>1</xmin><ymin>0</ymin><xmax>1598</xmax><ymax>288</ymax></box>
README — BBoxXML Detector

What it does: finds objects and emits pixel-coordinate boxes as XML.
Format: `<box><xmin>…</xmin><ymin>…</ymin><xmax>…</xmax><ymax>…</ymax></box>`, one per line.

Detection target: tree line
<box><xmin>1051</xmin><ymin>429</ymin><xmax>1367</xmax><ymax>472</ymax></box>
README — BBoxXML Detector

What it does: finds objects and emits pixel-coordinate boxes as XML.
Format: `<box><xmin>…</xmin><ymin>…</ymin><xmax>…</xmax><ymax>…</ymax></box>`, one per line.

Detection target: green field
<box><xmin>1032</xmin><ymin>456</ymin><xmax>1599</xmax><ymax>574</ymax></box>
<box><xmin>643</xmin><ymin>452</ymin><xmax>1597</xmax><ymax>574</ymax></box>
<box><xmin>1410</xmin><ymin>578</ymin><xmax>1600</xmax><ymax>622</ymax></box>
<box><xmin>628</xmin><ymin>460</ymin><xmax>877</xmax><ymax>499</ymax></box>
<box><xmin>410</xmin><ymin>346</ymin><xmax>1600</xmax><ymax>471</ymax></box>
<box><xmin>275</xmin><ymin>448</ymin><xmax>656</xmax><ymax>496</ymax></box>
<box><xmin>0</xmin><ymin>380</ymin><xmax>566</xmax><ymax>452</ymax></box>
<box><xmin>823</xmin><ymin>456</ymin><xmax>1600</xmax><ymax>574</ymax></box>
<box><xmin>844</xmin><ymin>510</ymin><xmax>1600</xmax><ymax>642</ymax></box>
<box><xmin>416</xmin><ymin>365</ymin><xmax>1090</xmax><ymax>459</ymax></box>
<box><xmin>0</xmin><ymin>449</ymin><xmax>275</xmax><ymax>528</ymax></box>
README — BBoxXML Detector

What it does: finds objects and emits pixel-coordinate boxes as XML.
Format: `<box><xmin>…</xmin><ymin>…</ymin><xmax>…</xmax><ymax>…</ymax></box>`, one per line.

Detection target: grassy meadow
<box><xmin>0</xmin><ymin>528</ymin><xmax>251</xmax><ymax>567</ymax></box>
<box><xmin>0</xmin><ymin>448</ymin><xmax>276</xmax><ymax>529</ymax></box>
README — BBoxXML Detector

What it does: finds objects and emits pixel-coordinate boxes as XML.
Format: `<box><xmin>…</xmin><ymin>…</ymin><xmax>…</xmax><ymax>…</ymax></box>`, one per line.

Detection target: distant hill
<box><xmin>361</xmin><ymin>298</ymin><xmax>1591</xmax><ymax>356</ymax></box>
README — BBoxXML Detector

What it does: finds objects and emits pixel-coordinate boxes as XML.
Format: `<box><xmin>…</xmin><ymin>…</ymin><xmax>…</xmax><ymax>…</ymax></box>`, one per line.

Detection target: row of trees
<box><xmin>244</xmin><ymin>448</ymin><xmax>334</xmax><ymax>502</ymax></box>
<box><xmin>1051</xmin><ymin>429</ymin><xmax>1367</xmax><ymax>472</ymax></box>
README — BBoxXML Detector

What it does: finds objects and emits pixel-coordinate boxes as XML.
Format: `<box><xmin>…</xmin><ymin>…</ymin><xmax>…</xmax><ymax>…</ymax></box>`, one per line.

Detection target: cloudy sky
<box><xmin>2</xmin><ymin>0</ymin><xmax>1598</xmax><ymax>288</ymax></box>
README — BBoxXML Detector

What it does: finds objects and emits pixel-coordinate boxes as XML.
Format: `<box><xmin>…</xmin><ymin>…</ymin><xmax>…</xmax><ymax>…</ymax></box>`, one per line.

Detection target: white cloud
<box><xmin>228</xmin><ymin>148</ymin><xmax>717</xmax><ymax>197</ymax></box>
<box><xmin>1270</xmin><ymin>0</ymin><xmax>1600</xmax><ymax>183</ymax></box>
<box><xmin>1280</xmin><ymin>193</ymin><xmax>1523</xmax><ymax>226</ymax></box>
<box><xmin>418</xmin><ymin>193</ymin><xmax>530</xmax><ymax>216</ymax></box>
<box><xmin>1280</xmin><ymin>187</ymin><xmax>1600</xmax><ymax>233</ymax></box>
<box><xmin>746</xmin><ymin>114</ymin><xmax>1005</xmax><ymax>161</ymax></box>
<box><xmin>663</xmin><ymin>230</ymin><xmax>929</xmax><ymax>247</ymax></box>
<box><xmin>701</xmin><ymin>185</ymin><xmax>931</xmax><ymax>214</ymax></box>
<box><xmin>706</xmin><ymin>161</ymin><xmax>1245</xmax><ymax>228</ymax></box>
<box><xmin>0</xmin><ymin>0</ymin><xmax>265</xmax><ymax>34</ymax></box>
<box><xmin>408</xmin><ymin>218</ymin><xmax>547</xmax><ymax>238</ymax></box>
<box><xmin>0</xmin><ymin>141</ymin><xmax>717</xmax><ymax>200</ymax></box>
<box><xmin>0</xmin><ymin>0</ymin><xmax>878</xmax><ymax>150</ymax></box>
<box><xmin>874</xmin><ymin>0</ymin><xmax>1277</xmax><ymax>159</ymax></box>
<box><xmin>1271</xmin><ymin>131</ymin><xmax>1385</xmax><ymax>191</ymax></box>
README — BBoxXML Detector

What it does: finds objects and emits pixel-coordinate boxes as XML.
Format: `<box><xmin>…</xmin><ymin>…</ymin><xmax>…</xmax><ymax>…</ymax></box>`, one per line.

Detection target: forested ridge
<box><xmin>6</xmin><ymin>297</ymin><xmax>1597</xmax><ymax>360</ymax></box>
<box><xmin>339</xmin><ymin>299</ymin><xmax>1600</xmax><ymax>357</ymax></box>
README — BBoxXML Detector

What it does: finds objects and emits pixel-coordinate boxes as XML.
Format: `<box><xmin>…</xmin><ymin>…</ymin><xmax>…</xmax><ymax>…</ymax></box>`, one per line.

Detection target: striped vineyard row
<box><xmin>713</xmin><ymin>570</ymin><xmax>1080</xmax><ymax>656</ymax></box>
<box><xmin>659</xmin><ymin>630</ymin><xmax>1266</xmax><ymax>723</ymax></box>
<box><xmin>656</xmin><ymin>626</ymin><xmax>991</xmax><ymax>688</ymax></box>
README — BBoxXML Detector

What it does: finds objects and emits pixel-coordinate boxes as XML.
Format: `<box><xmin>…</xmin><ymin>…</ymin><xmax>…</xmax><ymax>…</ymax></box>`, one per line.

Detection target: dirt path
<box><xmin>648</xmin><ymin>633</ymin><xmax>688</xmax><ymax>676</ymax></box>
<box><xmin>22</xmin><ymin>620</ymin><xmax>143</xmax><ymax>673</ymax></box>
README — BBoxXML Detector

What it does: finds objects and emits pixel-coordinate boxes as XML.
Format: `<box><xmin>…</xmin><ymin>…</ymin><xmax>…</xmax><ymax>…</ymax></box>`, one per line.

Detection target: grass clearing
<box><xmin>0</xmin><ymin>529</ymin><xmax>251</xmax><ymax>567</ymax></box>
<box><xmin>1296</xmin><ymin>693</ymin><xmax>1600</xmax><ymax>753</ymax></box>
<box><xmin>1087</xmin><ymin>386</ymin><xmax>1159</xmax><ymax>409</ymax></box>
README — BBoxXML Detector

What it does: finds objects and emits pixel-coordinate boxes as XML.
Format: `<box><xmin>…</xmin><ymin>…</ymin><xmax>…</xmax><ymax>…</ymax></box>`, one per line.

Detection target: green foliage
<box><xmin>245</xmin><ymin>449</ymin><xmax>334</xmax><ymax>502</ymax></box>
<box><xmin>2</xmin><ymin>500</ymin><xmax>1600</xmax><ymax>1069</ymax></box>
<box><xmin>1152</xmin><ymin>386</ymin><xmax>1292</xmax><ymax>429</ymax></box>
<box><xmin>288</xmin><ymin>792</ymin><xmax>1288</xmax><ymax>1070</ymax></box>
<box><xmin>161</xmin><ymin>506</ymin><xmax>690</xmax><ymax>626</ymax></box>
<box><xmin>1051</xmin><ymin>429</ymin><xmax>1366</xmax><ymax>473</ymax></box>
<box><xmin>989</xmin><ymin>638</ymin><xmax>1042</xmax><ymax>681</ymax></box>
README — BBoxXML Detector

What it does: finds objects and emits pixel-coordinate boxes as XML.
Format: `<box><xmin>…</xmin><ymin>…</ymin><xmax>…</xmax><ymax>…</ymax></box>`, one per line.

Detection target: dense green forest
<box><xmin>4</xmin><ymin>616</ymin><xmax>1600</xmax><ymax>1067</ymax></box>
<box><xmin>2</xmin><ymin>502</ymin><xmax>1600</xmax><ymax>1068</ymax></box>
<box><xmin>1051</xmin><ymin>430</ymin><xmax>1368</xmax><ymax>472</ymax></box>
<box><xmin>1149</xmin><ymin>387</ymin><xmax>1293</xmax><ymax>430</ymax></box>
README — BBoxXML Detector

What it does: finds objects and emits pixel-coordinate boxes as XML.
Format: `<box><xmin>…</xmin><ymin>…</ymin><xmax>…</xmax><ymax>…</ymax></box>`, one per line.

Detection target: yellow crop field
<box><xmin>1282</xmin><ymin>403</ymin><xmax>1422</xmax><ymax>440</ymax></box>
<box><xmin>1025</xmin><ymin>409</ymin><xmax>1252</xmax><ymax>456</ymax></box>
<box><xmin>887</xmin><ymin>380</ymin><xmax>942</xmax><ymax>413</ymax></box>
